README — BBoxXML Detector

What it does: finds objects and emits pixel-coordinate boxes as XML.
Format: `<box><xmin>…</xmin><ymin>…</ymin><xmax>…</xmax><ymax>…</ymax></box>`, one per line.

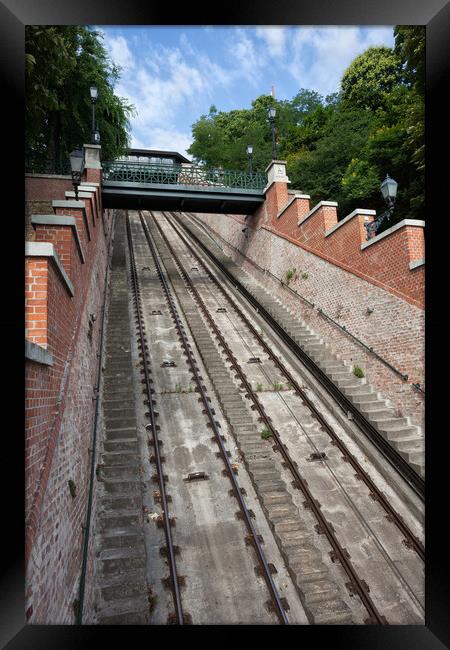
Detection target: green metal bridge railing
<box><xmin>102</xmin><ymin>160</ymin><xmax>267</xmax><ymax>191</ymax></box>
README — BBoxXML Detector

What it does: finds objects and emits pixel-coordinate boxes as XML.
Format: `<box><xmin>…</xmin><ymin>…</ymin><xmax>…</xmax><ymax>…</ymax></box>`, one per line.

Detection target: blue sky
<box><xmin>96</xmin><ymin>26</ymin><xmax>395</xmax><ymax>159</ymax></box>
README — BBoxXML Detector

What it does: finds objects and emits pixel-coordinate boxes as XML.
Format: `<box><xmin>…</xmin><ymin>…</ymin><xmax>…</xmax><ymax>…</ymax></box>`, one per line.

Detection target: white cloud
<box><xmin>104</xmin><ymin>34</ymin><xmax>135</xmax><ymax>71</ymax></box>
<box><xmin>228</xmin><ymin>29</ymin><xmax>266</xmax><ymax>84</ymax></box>
<box><xmin>255</xmin><ymin>27</ymin><xmax>287</xmax><ymax>57</ymax></box>
<box><xmin>135</xmin><ymin>127</ymin><xmax>193</xmax><ymax>159</ymax></box>
<box><xmin>287</xmin><ymin>26</ymin><xmax>394</xmax><ymax>96</ymax></box>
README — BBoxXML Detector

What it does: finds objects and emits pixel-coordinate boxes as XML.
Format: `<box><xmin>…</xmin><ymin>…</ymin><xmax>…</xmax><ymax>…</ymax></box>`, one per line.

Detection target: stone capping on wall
<box><xmin>25</xmin><ymin>173</ymin><xmax>72</xmax><ymax>180</ymax></box>
<box><xmin>409</xmin><ymin>259</ymin><xmax>425</xmax><ymax>270</ymax></box>
<box><xmin>325</xmin><ymin>208</ymin><xmax>377</xmax><ymax>237</ymax></box>
<box><xmin>360</xmin><ymin>219</ymin><xmax>425</xmax><ymax>250</ymax></box>
<box><xmin>276</xmin><ymin>193</ymin><xmax>311</xmax><ymax>219</ymax></box>
<box><xmin>52</xmin><ymin>199</ymin><xmax>91</xmax><ymax>240</ymax></box>
<box><xmin>31</xmin><ymin>215</ymin><xmax>86</xmax><ymax>263</ymax></box>
<box><xmin>25</xmin><ymin>339</ymin><xmax>53</xmax><ymax>366</ymax></box>
<box><xmin>25</xmin><ymin>241</ymin><xmax>75</xmax><ymax>296</ymax></box>
<box><xmin>297</xmin><ymin>200</ymin><xmax>339</xmax><ymax>227</ymax></box>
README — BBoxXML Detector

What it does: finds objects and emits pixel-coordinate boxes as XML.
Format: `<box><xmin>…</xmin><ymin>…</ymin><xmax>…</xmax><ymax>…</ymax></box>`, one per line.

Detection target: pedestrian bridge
<box><xmin>101</xmin><ymin>161</ymin><xmax>266</xmax><ymax>214</ymax></box>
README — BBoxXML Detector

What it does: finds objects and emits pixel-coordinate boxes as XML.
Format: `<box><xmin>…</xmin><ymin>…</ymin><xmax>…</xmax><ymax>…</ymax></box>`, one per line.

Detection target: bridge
<box><xmin>101</xmin><ymin>160</ymin><xmax>266</xmax><ymax>213</ymax></box>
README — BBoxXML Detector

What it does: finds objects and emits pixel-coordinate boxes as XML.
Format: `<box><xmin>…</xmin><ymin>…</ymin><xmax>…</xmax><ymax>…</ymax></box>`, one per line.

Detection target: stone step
<box><xmin>309</xmin><ymin>599</ymin><xmax>353</xmax><ymax>625</ymax></box>
<box><xmin>343</xmin><ymin>385</ymin><xmax>375</xmax><ymax>396</ymax></box>
<box><xmin>100</xmin><ymin>495</ymin><xmax>142</xmax><ymax>512</ymax></box>
<box><xmin>358</xmin><ymin>401</ymin><xmax>390</xmax><ymax>414</ymax></box>
<box><xmin>263</xmin><ymin>503</ymin><xmax>298</xmax><ymax>522</ymax></box>
<box><xmin>100</xmin><ymin>548</ymin><xmax>146</xmax><ymax>579</ymax></box>
<box><xmin>375</xmin><ymin>417</ymin><xmax>411</xmax><ymax>432</ymax></box>
<box><xmin>98</xmin><ymin>610</ymin><xmax>149</xmax><ymax>625</ymax></box>
<box><xmin>257</xmin><ymin>479</ymin><xmax>286</xmax><ymax>493</ymax></box>
<box><xmin>260</xmin><ymin>491</ymin><xmax>292</xmax><ymax>506</ymax></box>
<box><xmin>101</xmin><ymin>479</ymin><xmax>141</xmax><ymax>495</ymax></box>
<box><xmin>379</xmin><ymin>426</ymin><xmax>421</xmax><ymax>441</ymax></box>
<box><xmin>393</xmin><ymin>437</ymin><xmax>424</xmax><ymax>452</ymax></box>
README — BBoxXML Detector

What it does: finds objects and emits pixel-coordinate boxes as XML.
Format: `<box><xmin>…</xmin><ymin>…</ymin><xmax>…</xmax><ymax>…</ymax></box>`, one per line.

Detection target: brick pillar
<box><xmin>83</xmin><ymin>143</ymin><xmax>102</xmax><ymax>185</ymax></box>
<box><xmin>263</xmin><ymin>160</ymin><xmax>290</xmax><ymax>226</ymax></box>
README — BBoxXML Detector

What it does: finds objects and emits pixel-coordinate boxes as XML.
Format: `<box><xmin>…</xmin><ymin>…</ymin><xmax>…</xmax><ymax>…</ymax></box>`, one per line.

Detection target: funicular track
<box><xmin>173</xmin><ymin>212</ymin><xmax>425</xmax><ymax>501</ymax></box>
<box><xmin>162</xmin><ymin>211</ymin><xmax>425</xmax><ymax>564</ymax></box>
<box><xmin>126</xmin><ymin>211</ymin><xmax>290</xmax><ymax>625</ymax></box>
<box><xmin>140</xmin><ymin>209</ymin><xmax>424</xmax><ymax>625</ymax></box>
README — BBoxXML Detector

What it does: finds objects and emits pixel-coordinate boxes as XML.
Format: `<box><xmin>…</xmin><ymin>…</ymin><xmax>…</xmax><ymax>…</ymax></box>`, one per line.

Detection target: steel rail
<box><xmin>151</xmin><ymin>212</ymin><xmax>387</xmax><ymax>625</ymax></box>
<box><xmin>139</xmin><ymin>211</ymin><xmax>290</xmax><ymax>625</ymax></box>
<box><xmin>126</xmin><ymin>213</ymin><xmax>185</xmax><ymax>625</ymax></box>
<box><xmin>164</xmin><ymin>212</ymin><xmax>425</xmax><ymax>563</ymax></box>
<box><xmin>172</xmin><ymin>212</ymin><xmax>425</xmax><ymax>501</ymax></box>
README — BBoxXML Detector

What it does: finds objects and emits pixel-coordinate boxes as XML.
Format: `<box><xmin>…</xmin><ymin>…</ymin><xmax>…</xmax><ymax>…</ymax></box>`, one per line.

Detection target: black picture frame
<box><xmin>2</xmin><ymin>1</ymin><xmax>448</xmax><ymax>647</ymax></box>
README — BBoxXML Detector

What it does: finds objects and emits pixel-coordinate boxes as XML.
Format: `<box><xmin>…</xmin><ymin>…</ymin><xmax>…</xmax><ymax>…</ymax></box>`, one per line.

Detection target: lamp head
<box><xmin>380</xmin><ymin>174</ymin><xmax>398</xmax><ymax>204</ymax></box>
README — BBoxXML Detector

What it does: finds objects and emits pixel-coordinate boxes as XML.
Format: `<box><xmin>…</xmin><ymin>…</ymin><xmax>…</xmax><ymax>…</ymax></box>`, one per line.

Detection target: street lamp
<box><xmin>246</xmin><ymin>144</ymin><xmax>253</xmax><ymax>174</ymax></box>
<box><xmin>69</xmin><ymin>147</ymin><xmax>85</xmax><ymax>200</ymax></box>
<box><xmin>365</xmin><ymin>174</ymin><xmax>398</xmax><ymax>240</ymax></box>
<box><xmin>267</xmin><ymin>106</ymin><xmax>277</xmax><ymax>159</ymax></box>
<box><xmin>90</xmin><ymin>85</ymin><xmax>98</xmax><ymax>145</ymax></box>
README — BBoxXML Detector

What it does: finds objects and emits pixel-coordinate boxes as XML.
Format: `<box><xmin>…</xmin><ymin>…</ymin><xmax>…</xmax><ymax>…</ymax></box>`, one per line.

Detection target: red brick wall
<box><xmin>192</xmin><ymin>212</ymin><xmax>425</xmax><ymax>430</ymax></box>
<box><xmin>254</xmin><ymin>185</ymin><xmax>425</xmax><ymax>307</ymax></box>
<box><xmin>25</xmin><ymin>173</ymin><xmax>115</xmax><ymax>621</ymax></box>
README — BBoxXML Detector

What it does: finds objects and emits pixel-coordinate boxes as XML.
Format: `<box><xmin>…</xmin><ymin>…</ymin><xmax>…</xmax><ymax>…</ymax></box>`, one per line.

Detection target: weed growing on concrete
<box><xmin>353</xmin><ymin>365</ymin><xmax>365</xmax><ymax>378</ymax></box>
<box><xmin>68</xmin><ymin>480</ymin><xmax>76</xmax><ymax>498</ymax></box>
<box><xmin>260</xmin><ymin>427</ymin><xmax>273</xmax><ymax>439</ymax></box>
<box><xmin>301</xmin><ymin>271</ymin><xmax>309</xmax><ymax>280</ymax></box>
<box><xmin>286</xmin><ymin>268</ymin><xmax>296</xmax><ymax>284</ymax></box>
<box><xmin>273</xmin><ymin>381</ymin><xmax>283</xmax><ymax>391</ymax></box>
<box><xmin>175</xmin><ymin>383</ymin><xmax>182</xmax><ymax>393</ymax></box>
<box><xmin>256</xmin><ymin>382</ymin><xmax>263</xmax><ymax>391</ymax></box>
<box><xmin>148</xmin><ymin>590</ymin><xmax>158</xmax><ymax>612</ymax></box>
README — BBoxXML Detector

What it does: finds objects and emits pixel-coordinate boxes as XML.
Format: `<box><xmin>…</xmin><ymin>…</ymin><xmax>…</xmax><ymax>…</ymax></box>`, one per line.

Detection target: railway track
<box><xmin>163</xmin><ymin>211</ymin><xmax>425</xmax><ymax>563</ymax></box>
<box><xmin>126</xmin><ymin>211</ymin><xmax>292</xmax><ymax>624</ymax></box>
<box><xmin>142</xmin><ymin>209</ymin><xmax>424</xmax><ymax>625</ymax></box>
<box><xmin>95</xmin><ymin>209</ymin><xmax>423</xmax><ymax>625</ymax></box>
<box><xmin>175</xmin><ymin>211</ymin><xmax>425</xmax><ymax>499</ymax></box>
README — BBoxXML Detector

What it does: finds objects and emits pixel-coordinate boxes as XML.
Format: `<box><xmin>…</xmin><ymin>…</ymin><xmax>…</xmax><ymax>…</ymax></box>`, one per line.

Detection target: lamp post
<box><xmin>69</xmin><ymin>147</ymin><xmax>85</xmax><ymax>200</ymax></box>
<box><xmin>246</xmin><ymin>144</ymin><xmax>253</xmax><ymax>174</ymax></box>
<box><xmin>90</xmin><ymin>85</ymin><xmax>98</xmax><ymax>145</ymax></box>
<box><xmin>267</xmin><ymin>106</ymin><xmax>277</xmax><ymax>159</ymax></box>
<box><xmin>364</xmin><ymin>174</ymin><xmax>398</xmax><ymax>239</ymax></box>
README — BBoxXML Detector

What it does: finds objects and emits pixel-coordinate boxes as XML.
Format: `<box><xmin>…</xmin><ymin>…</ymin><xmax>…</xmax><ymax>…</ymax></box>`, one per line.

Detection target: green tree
<box><xmin>26</xmin><ymin>26</ymin><xmax>136</xmax><ymax>166</ymax></box>
<box><xmin>341</xmin><ymin>46</ymin><xmax>404</xmax><ymax>112</ymax></box>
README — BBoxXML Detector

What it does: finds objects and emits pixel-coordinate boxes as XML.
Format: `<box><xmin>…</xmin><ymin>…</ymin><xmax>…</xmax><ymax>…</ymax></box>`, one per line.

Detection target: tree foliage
<box><xmin>188</xmin><ymin>27</ymin><xmax>424</xmax><ymax>227</ymax></box>
<box><xmin>25</xmin><ymin>26</ymin><xmax>136</xmax><ymax>165</ymax></box>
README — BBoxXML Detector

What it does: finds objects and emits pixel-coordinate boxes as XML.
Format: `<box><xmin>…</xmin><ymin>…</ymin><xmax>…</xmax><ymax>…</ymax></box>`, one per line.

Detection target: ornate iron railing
<box><xmin>102</xmin><ymin>161</ymin><xmax>266</xmax><ymax>191</ymax></box>
<box><xmin>25</xmin><ymin>154</ymin><xmax>72</xmax><ymax>175</ymax></box>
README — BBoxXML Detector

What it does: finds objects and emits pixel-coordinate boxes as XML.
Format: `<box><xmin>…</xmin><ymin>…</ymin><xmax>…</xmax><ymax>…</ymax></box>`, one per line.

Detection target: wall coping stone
<box><xmin>25</xmin><ymin>340</ymin><xmax>53</xmax><ymax>366</ymax></box>
<box><xmin>409</xmin><ymin>258</ymin><xmax>425</xmax><ymax>270</ymax></box>
<box><xmin>81</xmin><ymin>181</ymin><xmax>99</xmax><ymax>187</ymax></box>
<box><xmin>52</xmin><ymin>200</ymin><xmax>85</xmax><ymax>209</ymax></box>
<box><xmin>276</xmin><ymin>193</ymin><xmax>311</xmax><ymax>219</ymax></box>
<box><xmin>77</xmin><ymin>185</ymin><xmax>97</xmax><ymax>192</ymax></box>
<box><xmin>325</xmin><ymin>208</ymin><xmax>377</xmax><ymax>237</ymax></box>
<box><xmin>264</xmin><ymin>159</ymin><xmax>288</xmax><ymax>173</ymax></box>
<box><xmin>31</xmin><ymin>215</ymin><xmax>86</xmax><ymax>263</ymax></box>
<box><xmin>25</xmin><ymin>241</ymin><xmax>74</xmax><ymax>296</ymax></box>
<box><xmin>25</xmin><ymin>173</ymin><xmax>72</xmax><ymax>180</ymax></box>
<box><xmin>65</xmin><ymin>191</ymin><xmax>93</xmax><ymax>199</ymax></box>
<box><xmin>361</xmin><ymin>219</ymin><xmax>425</xmax><ymax>250</ymax></box>
<box><xmin>297</xmin><ymin>200</ymin><xmax>339</xmax><ymax>227</ymax></box>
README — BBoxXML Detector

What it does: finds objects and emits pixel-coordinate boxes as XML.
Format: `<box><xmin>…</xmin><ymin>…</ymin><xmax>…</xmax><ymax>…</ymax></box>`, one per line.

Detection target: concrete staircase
<box><xmin>94</xmin><ymin>216</ymin><xmax>150</xmax><ymax>624</ymax></box>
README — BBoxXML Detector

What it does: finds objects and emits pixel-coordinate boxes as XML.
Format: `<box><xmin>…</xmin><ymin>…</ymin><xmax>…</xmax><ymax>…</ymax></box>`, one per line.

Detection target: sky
<box><xmin>96</xmin><ymin>26</ymin><xmax>395</xmax><ymax>160</ymax></box>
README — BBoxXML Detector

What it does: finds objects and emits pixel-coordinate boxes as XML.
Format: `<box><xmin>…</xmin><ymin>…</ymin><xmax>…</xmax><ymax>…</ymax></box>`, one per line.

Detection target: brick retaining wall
<box><xmin>192</xmin><ymin>211</ymin><xmax>425</xmax><ymax>431</ymax></box>
<box><xmin>25</xmin><ymin>169</ymin><xmax>116</xmax><ymax>622</ymax></box>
